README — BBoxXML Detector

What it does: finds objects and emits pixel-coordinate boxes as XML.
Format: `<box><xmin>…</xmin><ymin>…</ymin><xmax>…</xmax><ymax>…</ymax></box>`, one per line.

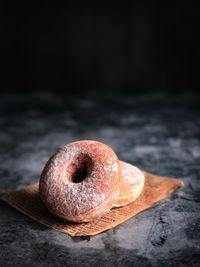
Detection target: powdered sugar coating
<box><xmin>113</xmin><ymin>161</ymin><xmax>145</xmax><ymax>207</ymax></box>
<box><xmin>39</xmin><ymin>140</ymin><xmax>120</xmax><ymax>221</ymax></box>
<box><xmin>120</xmin><ymin>161</ymin><xmax>144</xmax><ymax>186</ymax></box>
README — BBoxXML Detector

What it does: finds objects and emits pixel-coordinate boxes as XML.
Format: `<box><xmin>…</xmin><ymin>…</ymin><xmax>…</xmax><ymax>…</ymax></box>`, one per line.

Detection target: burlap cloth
<box><xmin>1</xmin><ymin>171</ymin><xmax>183</xmax><ymax>236</ymax></box>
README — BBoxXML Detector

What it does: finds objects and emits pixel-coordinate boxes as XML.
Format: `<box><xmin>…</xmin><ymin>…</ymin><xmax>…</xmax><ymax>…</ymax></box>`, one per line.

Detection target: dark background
<box><xmin>0</xmin><ymin>2</ymin><xmax>199</xmax><ymax>93</ymax></box>
<box><xmin>1</xmin><ymin>3</ymin><xmax>200</xmax><ymax>267</ymax></box>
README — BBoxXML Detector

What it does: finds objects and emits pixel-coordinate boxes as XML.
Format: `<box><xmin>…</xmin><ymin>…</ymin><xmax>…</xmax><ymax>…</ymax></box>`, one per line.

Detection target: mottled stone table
<box><xmin>0</xmin><ymin>90</ymin><xmax>200</xmax><ymax>266</ymax></box>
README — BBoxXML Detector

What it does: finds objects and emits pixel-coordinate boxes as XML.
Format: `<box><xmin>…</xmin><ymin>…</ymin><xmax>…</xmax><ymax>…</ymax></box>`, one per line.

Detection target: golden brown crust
<box><xmin>57</xmin><ymin>169</ymin><xmax>121</xmax><ymax>223</ymax></box>
<box><xmin>39</xmin><ymin>140</ymin><xmax>122</xmax><ymax>222</ymax></box>
<box><xmin>113</xmin><ymin>161</ymin><xmax>145</xmax><ymax>207</ymax></box>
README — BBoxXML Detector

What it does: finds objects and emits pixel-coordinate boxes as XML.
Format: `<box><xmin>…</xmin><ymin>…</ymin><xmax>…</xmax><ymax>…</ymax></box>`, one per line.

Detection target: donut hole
<box><xmin>71</xmin><ymin>154</ymin><xmax>93</xmax><ymax>183</ymax></box>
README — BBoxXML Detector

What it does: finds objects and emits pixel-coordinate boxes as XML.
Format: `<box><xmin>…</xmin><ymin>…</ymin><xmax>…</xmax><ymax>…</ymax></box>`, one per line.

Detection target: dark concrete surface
<box><xmin>0</xmin><ymin>90</ymin><xmax>200</xmax><ymax>266</ymax></box>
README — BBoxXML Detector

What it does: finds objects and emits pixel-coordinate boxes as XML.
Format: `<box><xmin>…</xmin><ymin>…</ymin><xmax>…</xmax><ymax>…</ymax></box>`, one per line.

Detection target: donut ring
<box><xmin>113</xmin><ymin>161</ymin><xmax>145</xmax><ymax>207</ymax></box>
<box><xmin>39</xmin><ymin>140</ymin><xmax>121</xmax><ymax>222</ymax></box>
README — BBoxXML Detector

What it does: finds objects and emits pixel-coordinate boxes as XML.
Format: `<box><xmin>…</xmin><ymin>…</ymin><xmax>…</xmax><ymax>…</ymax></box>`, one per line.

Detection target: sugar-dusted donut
<box><xmin>39</xmin><ymin>140</ymin><xmax>121</xmax><ymax>222</ymax></box>
<box><xmin>113</xmin><ymin>161</ymin><xmax>145</xmax><ymax>207</ymax></box>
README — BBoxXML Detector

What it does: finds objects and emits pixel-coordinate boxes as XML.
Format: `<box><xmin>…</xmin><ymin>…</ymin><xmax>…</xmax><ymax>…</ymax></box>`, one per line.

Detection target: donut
<box><xmin>113</xmin><ymin>161</ymin><xmax>145</xmax><ymax>207</ymax></box>
<box><xmin>39</xmin><ymin>140</ymin><xmax>121</xmax><ymax>222</ymax></box>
